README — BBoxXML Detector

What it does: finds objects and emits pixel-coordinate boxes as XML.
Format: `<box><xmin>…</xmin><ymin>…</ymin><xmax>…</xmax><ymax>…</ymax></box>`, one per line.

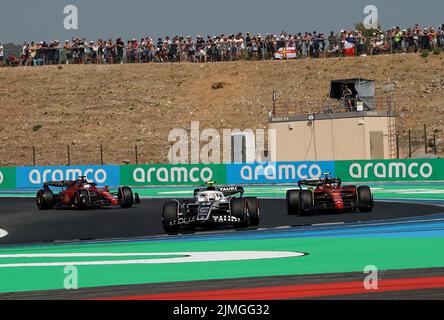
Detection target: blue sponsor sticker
<box><xmin>16</xmin><ymin>165</ymin><xmax>120</xmax><ymax>189</ymax></box>
<box><xmin>226</xmin><ymin>162</ymin><xmax>336</xmax><ymax>184</ymax></box>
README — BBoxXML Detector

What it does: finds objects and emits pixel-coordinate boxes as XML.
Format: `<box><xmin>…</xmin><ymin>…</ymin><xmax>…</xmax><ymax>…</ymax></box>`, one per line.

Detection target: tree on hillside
<box><xmin>355</xmin><ymin>22</ymin><xmax>383</xmax><ymax>38</ymax></box>
<box><xmin>1</xmin><ymin>43</ymin><xmax>21</xmax><ymax>58</ymax></box>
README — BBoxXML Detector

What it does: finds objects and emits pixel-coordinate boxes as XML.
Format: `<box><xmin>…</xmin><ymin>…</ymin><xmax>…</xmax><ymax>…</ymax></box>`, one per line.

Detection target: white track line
<box><xmin>0</xmin><ymin>251</ymin><xmax>306</xmax><ymax>268</ymax></box>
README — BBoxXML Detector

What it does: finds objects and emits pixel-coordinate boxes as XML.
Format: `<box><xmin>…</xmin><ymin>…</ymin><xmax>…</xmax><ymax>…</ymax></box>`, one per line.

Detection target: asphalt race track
<box><xmin>0</xmin><ymin>197</ymin><xmax>442</xmax><ymax>245</ymax></box>
<box><xmin>1</xmin><ymin>196</ymin><xmax>444</xmax><ymax>300</ymax></box>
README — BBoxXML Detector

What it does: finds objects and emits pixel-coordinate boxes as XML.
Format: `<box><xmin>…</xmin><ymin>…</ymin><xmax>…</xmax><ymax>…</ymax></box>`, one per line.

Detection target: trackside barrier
<box><xmin>1</xmin><ymin>158</ymin><xmax>443</xmax><ymax>191</ymax></box>
<box><xmin>120</xmin><ymin>164</ymin><xmax>227</xmax><ymax>186</ymax></box>
<box><xmin>225</xmin><ymin>161</ymin><xmax>336</xmax><ymax>184</ymax></box>
<box><xmin>0</xmin><ymin>167</ymin><xmax>16</xmax><ymax>190</ymax></box>
<box><xmin>335</xmin><ymin>159</ymin><xmax>444</xmax><ymax>182</ymax></box>
<box><xmin>15</xmin><ymin>165</ymin><xmax>120</xmax><ymax>189</ymax></box>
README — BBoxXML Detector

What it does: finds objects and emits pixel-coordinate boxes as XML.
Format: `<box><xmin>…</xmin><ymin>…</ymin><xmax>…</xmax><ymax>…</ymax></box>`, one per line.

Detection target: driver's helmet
<box><xmin>205</xmin><ymin>181</ymin><xmax>217</xmax><ymax>191</ymax></box>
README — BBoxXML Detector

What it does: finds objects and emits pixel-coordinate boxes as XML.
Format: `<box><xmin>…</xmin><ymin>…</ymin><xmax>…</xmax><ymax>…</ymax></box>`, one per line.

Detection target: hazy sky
<box><xmin>0</xmin><ymin>0</ymin><xmax>443</xmax><ymax>43</ymax></box>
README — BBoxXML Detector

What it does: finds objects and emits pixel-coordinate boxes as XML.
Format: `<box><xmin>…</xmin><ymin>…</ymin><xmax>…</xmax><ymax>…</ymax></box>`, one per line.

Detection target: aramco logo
<box><xmin>349</xmin><ymin>162</ymin><xmax>433</xmax><ymax>179</ymax></box>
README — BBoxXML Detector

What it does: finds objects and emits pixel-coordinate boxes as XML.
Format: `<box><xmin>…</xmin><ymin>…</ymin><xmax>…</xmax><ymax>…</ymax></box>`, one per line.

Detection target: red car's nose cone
<box><xmin>336</xmin><ymin>201</ymin><xmax>344</xmax><ymax>209</ymax></box>
<box><xmin>331</xmin><ymin>191</ymin><xmax>344</xmax><ymax>209</ymax></box>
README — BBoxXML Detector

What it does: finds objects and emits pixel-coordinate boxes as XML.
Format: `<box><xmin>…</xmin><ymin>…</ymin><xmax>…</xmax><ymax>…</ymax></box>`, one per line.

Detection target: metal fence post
<box><xmin>272</xmin><ymin>91</ymin><xmax>277</xmax><ymax>117</ymax></box>
<box><xmin>32</xmin><ymin>146</ymin><xmax>36</xmax><ymax>166</ymax></box>
<box><xmin>396</xmin><ymin>134</ymin><xmax>400</xmax><ymax>159</ymax></box>
<box><xmin>408</xmin><ymin>130</ymin><xmax>412</xmax><ymax>158</ymax></box>
<box><xmin>433</xmin><ymin>133</ymin><xmax>437</xmax><ymax>155</ymax></box>
<box><xmin>424</xmin><ymin>123</ymin><xmax>427</xmax><ymax>154</ymax></box>
<box><xmin>67</xmin><ymin>145</ymin><xmax>71</xmax><ymax>166</ymax></box>
<box><xmin>100</xmin><ymin>145</ymin><xmax>104</xmax><ymax>165</ymax></box>
<box><xmin>135</xmin><ymin>144</ymin><xmax>139</xmax><ymax>165</ymax></box>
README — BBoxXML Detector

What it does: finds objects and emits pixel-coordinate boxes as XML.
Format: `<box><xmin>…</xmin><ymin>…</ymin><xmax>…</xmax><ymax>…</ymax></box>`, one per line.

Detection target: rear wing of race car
<box><xmin>297</xmin><ymin>177</ymin><xmax>342</xmax><ymax>189</ymax></box>
<box><xmin>219</xmin><ymin>186</ymin><xmax>244</xmax><ymax>197</ymax></box>
<box><xmin>43</xmin><ymin>179</ymin><xmax>98</xmax><ymax>189</ymax></box>
<box><xmin>43</xmin><ymin>181</ymin><xmax>74</xmax><ymax>189</ymax></box>
<box><xmin>193</xmin><ymin>185</ymin><xmax>244</xmax><ymax>198</ymax></box>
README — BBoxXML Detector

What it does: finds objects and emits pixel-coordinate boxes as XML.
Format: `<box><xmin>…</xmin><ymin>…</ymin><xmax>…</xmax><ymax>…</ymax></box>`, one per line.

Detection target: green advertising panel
<box><xmin>0</xmin><ymin>167</ymin><xmax>16</xmax><ymax>189</ymax></box>
<box><xmin>335</xmin><ymin>159</ymin><xmax>444</xmax><ymax>182</ymax></box>
<box><xmin>120</xmin><ymin>164</ymin><xmax>227</xmax><ymax>186</ymax></box>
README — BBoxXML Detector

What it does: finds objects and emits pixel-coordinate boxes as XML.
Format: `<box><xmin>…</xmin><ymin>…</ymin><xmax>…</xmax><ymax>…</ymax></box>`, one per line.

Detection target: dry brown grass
<box><xmin>0</xmin><ymin>53</ymin><xmax>443</xmax><ymax>166</ymax></box>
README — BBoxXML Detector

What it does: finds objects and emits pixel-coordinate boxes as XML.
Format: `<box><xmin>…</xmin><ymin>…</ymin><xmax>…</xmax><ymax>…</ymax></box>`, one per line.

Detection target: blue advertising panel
<box><xmin>226</xmin><ymin>162</ymin><xmax>336</xmax><ymax>184</ymax></box>
<box><xmin>16</xmin><ymin>165</ymin><xmax>121</xmax><ymax>189</ymax></box>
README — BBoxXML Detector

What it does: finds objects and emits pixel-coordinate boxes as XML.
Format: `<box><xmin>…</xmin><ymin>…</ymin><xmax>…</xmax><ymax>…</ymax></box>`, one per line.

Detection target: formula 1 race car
<box><xmin>36</xmin><ymin>177</ymin><xmax>140</xmax><ymax>210</ymax></box>
<box><xmin>286</xmin><ymin>173</ymin><xmax>374</xmax><ymax>216</ymax></box>
<box><xmin>161</xmin><ymin>182</ymin><xmax>260</xmax><ymax>234</ymax></box>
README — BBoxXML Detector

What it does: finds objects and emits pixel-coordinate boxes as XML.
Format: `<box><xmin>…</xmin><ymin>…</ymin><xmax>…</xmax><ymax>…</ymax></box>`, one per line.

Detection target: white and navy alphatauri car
<box><xmin>161</xmin><ymin>182</ymin><xmax>260</xmax><ymax>234</ymax></box>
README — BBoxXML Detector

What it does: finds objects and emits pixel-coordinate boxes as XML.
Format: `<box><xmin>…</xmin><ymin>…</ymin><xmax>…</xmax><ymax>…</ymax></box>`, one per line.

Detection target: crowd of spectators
<box><xmin>3</xmin><ymin>24</ymin><xmax>444</xmax><ymax>66</ymax></box>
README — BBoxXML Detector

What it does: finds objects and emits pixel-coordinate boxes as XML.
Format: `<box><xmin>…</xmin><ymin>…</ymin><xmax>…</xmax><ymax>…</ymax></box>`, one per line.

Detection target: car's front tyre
<box><xmin>118</xmin><ymin>186</ymin><xmax>134</xmax><ymax>208</ymax></box>
<box><xmin>74</xmin><ymin>189</ymin><xmax>89</xmax><ymax>210</ymax></box>
<box><xmin>357</xmin><ymin>186</ymin><xmax>374</xmax><ymax>212</ymax></box>
<box><xmin>244</xmin><ymin>197</ymin><xmax>260</xmax><ymax>226</ymax></box>
<box><xmin>231</xmin><ymin>198</ymin><xmax>250</xmax><ymax>228</ymax></box>
<box><xmin>36</xmin><ymin>190</ymin><xmax>55</xmax><ymax>210</ymax></box>
<box><xmin>162</xmin><ymin>201</ymin><xmax>180</xmax><ymax>234</ymax></box>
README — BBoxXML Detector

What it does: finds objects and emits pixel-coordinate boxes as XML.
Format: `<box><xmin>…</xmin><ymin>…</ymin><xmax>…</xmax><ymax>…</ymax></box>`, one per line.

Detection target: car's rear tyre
<box><xmin>286</xmin><ymin>190</ymin><xmax>301</xmax><ymax>215</ymax></box>
<box><xmin>74</xmin><ymin>189</ymin><xmax>89</xmax><ymax>210</ymax></box>
<box><xmin>231</xmin><ymin>198</ymin><xmax>250</xmax><ymax>228</ymax></box>
<box><xmin>36</xmin><ymin>190</ymin><xmax>55</xmax><ymax>210</ymax></box>
<box><xmin>162</xmin><ymin>201</ymin><xmax>180</xmax><ymax>234</ymax></box>
<box><xmin>119</xmin><ymin>186</ymin><xmax>134</xmax><ymax>208</ymax></box>
<box><xmin>300</xmin><ymin>190</ymin><xmax>315</xmax><ymax>216</ymax></box>
<box><xmin>357</xmin><ymin>186</ymin><xmax>374</xmax><ymax>212</ymax></box>
<box><xmin>245</xmin><ymin>197</ymin><xmax>260</xmax><ymax>226</ymax></box>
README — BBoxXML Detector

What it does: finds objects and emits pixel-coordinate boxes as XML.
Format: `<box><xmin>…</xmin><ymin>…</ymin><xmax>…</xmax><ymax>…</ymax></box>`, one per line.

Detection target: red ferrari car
<box><xmin>36</xmin><ymin>177</ymin><xmax>140</xmax><ymax>210</ymax></box>
<box><xmin>286</xmin><ymin>173</ymin><xmax>374</xmax><ymax>216</ymax></box>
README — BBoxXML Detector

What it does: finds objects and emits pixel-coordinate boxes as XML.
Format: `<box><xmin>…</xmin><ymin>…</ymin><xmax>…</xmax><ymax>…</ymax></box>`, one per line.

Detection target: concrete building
<box><xmin>270</xmin><ymin>79</ymin><xmax>396</xmax><ymax>161</ymax></box>
<box><xmin>270</xmin><ymin>112</ymin><xmax>396</xmax><ymax>161</ymax></box>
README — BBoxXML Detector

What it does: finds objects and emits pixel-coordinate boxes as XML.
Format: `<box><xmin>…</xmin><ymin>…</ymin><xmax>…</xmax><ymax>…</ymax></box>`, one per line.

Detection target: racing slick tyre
<box><xmin>300</xmin><ymin>190</ymin><xmax>314</xmax><ymax>216</ymax></box>
<box><xmin>162</xmin><ymin>201</ymin><xmax>180</xmax><ymax>234</ymax></box>
<box><xmin>231</xmin><ymin>198</ymin><xmax>250</xmax><ymax>228</ymax></box>
<box><xmin>357</xmin><ymin>186</ymin><xmax>374</xmax><ymax>213</ymax></box>
<box><xmin>286</xmin><ymin>190</ymin><xmax>301</xmax><ymax>215</ymax></box>
<box><xmin>118</xmin><ymin>186</ymin><xmax>134</xmax><ymax>208</ymax></box>
<box><xmin>245</xmin><ymin>197</ymin><xmax>260</xmax><ymax>226</ymax></box>
<box><xmin>36</xmin><ymin>190</ymin><xmax>55</xmax><ymax>210</ymax></box>
<box><xmin>74</xmin><ymin>189</ymin><xmax>90</xmax><ymax>210</ymax></box>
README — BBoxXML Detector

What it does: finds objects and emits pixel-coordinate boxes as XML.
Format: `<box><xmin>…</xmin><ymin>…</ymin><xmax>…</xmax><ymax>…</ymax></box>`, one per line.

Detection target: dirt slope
<box><xmin>0</xmin><ymin>53</ymin><xmax>443</xmax><ymax>166</ymax></box>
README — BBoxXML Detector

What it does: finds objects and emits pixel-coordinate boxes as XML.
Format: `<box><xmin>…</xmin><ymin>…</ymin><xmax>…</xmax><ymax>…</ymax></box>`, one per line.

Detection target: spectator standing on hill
<box><xmin>116</xmin><ymin>38</ymin><xmax>124</xmax><ymax>64</ymax></box>
<box><xmin>196</xmin><ymin>35</ymin><xmax>206</xmax><ymax>62</ymax></box>
<box><xmin>356</xmin><ymin>31</ymin><xmax>366</xmax><ymax>56</ymax></box>
<box><xmin>421</xmin><ymin>28</ymin><xmax>432</xmax><ymax>50</ymax></box>
<box><xmin>185</xmin><ymin>36</ymin><xmax>195</xmax><ymax>62</ymax></box>
<box><xmin>0</xmin><ymin>43</ymin><xmax>4</xmax><ymax>63</ymax></box>
<box><xmin>438</xmin><ymin>26</ymin><xmax>444</xmax><ymax>47</ymax></box>
<box><xmin>327</xmin><ymin>31</ymin><xmax>339</xmax><ymax>57</ymax></box>
<box><xmin>428</xmin><ymin>27</ymin><xmax>437</xmax><ymax>49</ymax></box>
